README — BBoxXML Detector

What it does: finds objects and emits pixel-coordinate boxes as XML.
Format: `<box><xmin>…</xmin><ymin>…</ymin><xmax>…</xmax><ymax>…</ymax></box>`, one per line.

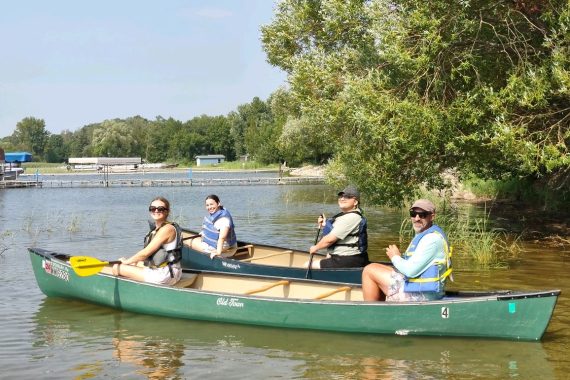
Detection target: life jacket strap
<box><xmin>407</xmin><ymin>267</ymin><xmax>453</xmax><ymax>283</ymax></box>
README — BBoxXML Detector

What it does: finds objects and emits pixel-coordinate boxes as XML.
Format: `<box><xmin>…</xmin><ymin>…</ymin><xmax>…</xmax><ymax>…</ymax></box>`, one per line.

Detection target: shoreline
<box><xmin>19</xmin><ymin>167</ymin><xmax>282</xmax><ymax>177</ymax></box>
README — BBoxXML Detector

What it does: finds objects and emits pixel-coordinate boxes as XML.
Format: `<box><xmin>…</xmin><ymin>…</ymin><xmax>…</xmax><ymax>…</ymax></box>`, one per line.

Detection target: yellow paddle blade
<box><xmin>70</xmin><ymin>256</ymin><xmax>111</xmax><ymax>277</ymax></box>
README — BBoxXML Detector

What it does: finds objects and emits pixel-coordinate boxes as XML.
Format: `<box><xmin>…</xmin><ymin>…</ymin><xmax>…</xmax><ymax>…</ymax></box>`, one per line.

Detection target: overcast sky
<box><xmin>0</xmin><ymin>0</ymin><xmax>287</xmax><ymax>138</ymax></box>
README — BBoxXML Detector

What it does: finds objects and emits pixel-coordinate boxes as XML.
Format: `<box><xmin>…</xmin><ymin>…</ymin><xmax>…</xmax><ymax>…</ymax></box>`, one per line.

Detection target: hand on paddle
<box><xmin>306</xmin><ymin>214</ymin><xmax>326</xmax><ymax>277</ymax></box>
<box><xmin>309</xmin><ymin>214</ymin><xmax>325</xmax><ymax>255</ymax></box>
<box><xmin>317</xmin><ymin>213</ymin><xmax>326</xmax><ymax>228</ymax></box>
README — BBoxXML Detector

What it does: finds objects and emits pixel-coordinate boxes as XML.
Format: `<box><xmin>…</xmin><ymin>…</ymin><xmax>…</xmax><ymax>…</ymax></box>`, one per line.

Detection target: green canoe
<box><xmin>29</xmin><ymin>247</ymin><xmax>560</xmax><ymax>341</ymax></box>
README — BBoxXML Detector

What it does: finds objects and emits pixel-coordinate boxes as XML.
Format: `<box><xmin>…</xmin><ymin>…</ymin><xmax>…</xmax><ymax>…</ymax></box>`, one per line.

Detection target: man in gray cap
<box><xmin>361</xmin><ymin>198</ymin><xmax>452</xmax><ymax>301</ymax></box>
<box><xmin>306</xmin><ymin>185</ymin><xmax>369</xmax><ymax>269</ymax></box>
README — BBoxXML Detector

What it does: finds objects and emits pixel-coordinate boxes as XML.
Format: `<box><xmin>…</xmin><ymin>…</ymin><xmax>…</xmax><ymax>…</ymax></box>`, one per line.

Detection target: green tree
<box><xmin>145</xmin><ymin>117</ymin><xmax>171</xmax><ymax>162</ymax></box>
<box><xmin>92</xmin><ymin>120</ymin><xmax>138</xmax><ymax>157</ymax></box>
<box><xmin>169</xmin><ymin>130</ymin><xmax>206</xmax><ymax>162</ymax></box>
<box><xmin>66</xmin><ymin>124</ymin><xmax>97</xmax><ymax>157</ymax></box>
<box><xmin>12</xmin><ymin>117</ymin><xmax>49</xmax><ymax>159</ymax></box>
<box><xmin>262</xmin><ymin>0</ymin><xmax>570</xmax><ymax>206</ymax></box>
<box><xmin>44</xmin><ymin>134</ymin><xmax>68</xmax><ymax>163</ymax></box>
<box><xmin>204</xmin><ymin>116</ymin><xmax>236</xmax><ymax>160</ymax></box>
<box><xmin>124</xmin><ymin>116</ymin><xmax>152</xmax><ymax>158</ymax></box>
<box><xmin>228</xmin><ymin>97</ymin><xmax>280</xmax><ymax>163</ymax></box>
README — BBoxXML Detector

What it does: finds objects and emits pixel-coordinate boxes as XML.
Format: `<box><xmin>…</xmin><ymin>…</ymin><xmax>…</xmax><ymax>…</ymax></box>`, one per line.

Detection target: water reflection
<box><xmin>32</xmin><ymin>299</ymin><xmax>185</xmax><ymax>379</ymax></box>
<box><xmin>112</xmin><ymin>334</ymin><xmax>184</xmax><ymax>379</ymax></box>
<box><xmin>32</xmin><ymin>298</ymin><xmax>554</xmax><ymax>379</ymax></box>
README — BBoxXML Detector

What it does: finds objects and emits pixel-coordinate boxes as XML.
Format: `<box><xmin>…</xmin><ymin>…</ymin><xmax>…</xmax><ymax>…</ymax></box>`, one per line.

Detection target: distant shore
<box><xmin>19</xmin><ymin>164</ymin><xmax>328</xmax><ymax>178</ymax></box>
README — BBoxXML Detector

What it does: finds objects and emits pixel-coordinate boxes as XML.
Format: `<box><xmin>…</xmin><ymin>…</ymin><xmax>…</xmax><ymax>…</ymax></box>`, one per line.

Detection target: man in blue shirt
<box><xmin>362</xmin><ymin>199</ymin><xmax>451</xmax><ymax>301</ymax></box>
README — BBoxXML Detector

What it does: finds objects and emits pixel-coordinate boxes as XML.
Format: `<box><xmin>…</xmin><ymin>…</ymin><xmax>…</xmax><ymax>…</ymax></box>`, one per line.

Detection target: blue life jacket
<box><xmin>402</xmin><ymin>224</ymin><xmax>452</xmax><ymax>293</ymax></box>
<box><xmin>143</xmin><ymin>222</ymin><xmax>183</xmax><ymax>276</ymax></box>
<box><xmin>202</xmin><ymin>208</ymin><xmax>237</xmax><ymax>249</ymax></box>
<box><xmin>322</xmin><ymin>210</ymin><xmax>368</xmax><ymax>255</ymax></box>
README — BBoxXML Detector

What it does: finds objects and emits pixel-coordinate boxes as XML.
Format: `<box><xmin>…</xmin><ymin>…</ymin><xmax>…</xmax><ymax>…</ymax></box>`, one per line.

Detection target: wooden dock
<box><xmin>34</xmin><ymin>176</ymin><xmax>324</xmax><ymax>188</ymax></box>
<box><xmin>0</xmin><ymin>180</ymin><xmax>42</xmax><ymax>189</ymax></box>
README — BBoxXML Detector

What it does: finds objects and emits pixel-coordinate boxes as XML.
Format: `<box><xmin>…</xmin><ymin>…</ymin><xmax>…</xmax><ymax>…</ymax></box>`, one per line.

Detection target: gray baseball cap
<box><xmin>338</xmin><ymin>186</ymin><xmax>360</xmax><ymax>200</ymax></box>
<box><xmin>410</xmin><ymin>199</ymin><xmax>436</xmax><ymax>213</ymax></box>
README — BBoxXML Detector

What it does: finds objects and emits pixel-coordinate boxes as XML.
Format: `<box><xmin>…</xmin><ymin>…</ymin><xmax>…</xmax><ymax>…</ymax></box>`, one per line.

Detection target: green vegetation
<box><xmin>22</xmin><ymin>162</ymin><xmax>67</xmax><ymax>174</ymax></box>
<box><xmin>398</xmin><ymin>199</ymin><xmax>520</xmax><ymax>267</ymax></box>
<box><xmin>438</xmin><ymin>212</ymin><xmax>521</xmax><ymax>268</ymax></box>
<box><xmin>2</xmin><ymin>1</ymin><xmax>568</xmax><ymax>211</ymax></box>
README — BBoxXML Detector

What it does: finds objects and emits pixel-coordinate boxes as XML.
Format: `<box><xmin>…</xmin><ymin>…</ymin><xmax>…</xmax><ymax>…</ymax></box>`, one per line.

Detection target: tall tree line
<box><xmin>0</xmin><ymin>97</ymin><xmax>286</xmax><ymax>165</ymax></box>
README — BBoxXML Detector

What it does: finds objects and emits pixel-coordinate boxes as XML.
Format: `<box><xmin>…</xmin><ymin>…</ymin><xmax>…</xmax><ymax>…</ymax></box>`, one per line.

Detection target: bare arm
<box><xmin>217</xmin><ymin>226</ymin><xmax>230</xmax><ymax>255</ymax></box>
<box><xmin>309</xmin><ymin>233</ymin><xmax>338</xmax><ymax>254</ymax></box>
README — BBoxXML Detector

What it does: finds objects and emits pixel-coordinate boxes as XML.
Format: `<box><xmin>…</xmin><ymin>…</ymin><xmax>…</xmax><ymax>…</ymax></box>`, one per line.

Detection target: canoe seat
<box><xmin>244</xmin><ymin>280</ymin><xmax>289</xmax><ymax>295</ymax></box>
<box><xmin>173</xmin><ymin>273</ymin><xmax>198</xmax><ymax>288</ymax></box>
<box><xmin>233</xmin><ymin>244</ymin><xmax>254</xmax><ymax>259</ymax></box>
<box><xmin>314</xmin><ymin>286</ymin><xmax>352</xmax><ymax>300</ymax></box>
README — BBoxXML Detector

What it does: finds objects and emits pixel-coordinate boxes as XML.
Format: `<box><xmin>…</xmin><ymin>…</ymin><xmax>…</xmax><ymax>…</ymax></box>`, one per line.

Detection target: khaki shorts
<box><xmin>143</xmin><ymin>264</ymin><xmax>182</xmax><ymax>285</ymax></box>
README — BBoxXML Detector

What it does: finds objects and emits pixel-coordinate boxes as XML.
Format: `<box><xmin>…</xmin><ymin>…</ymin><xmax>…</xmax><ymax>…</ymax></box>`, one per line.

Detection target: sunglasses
<box><xmin>149</xmin><ymin>206</ymin><xmax>168</xmax><ymax>213</ymax></box>
<box><xmin>409</xmin><ymin>210</ymin><xmax>431</xmax><ymax>218</ymax></box>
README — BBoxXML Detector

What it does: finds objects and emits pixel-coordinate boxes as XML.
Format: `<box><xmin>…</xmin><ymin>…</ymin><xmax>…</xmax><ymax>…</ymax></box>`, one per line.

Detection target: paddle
<box><xmin>305</xmin><ymin>216</ymin><xmax>323</xmax><ymax>279</ymax></box>
<box><xmin>69</xmin><ymin>256</ymin><xmax>122</xmax><ymax>277</ymax></box>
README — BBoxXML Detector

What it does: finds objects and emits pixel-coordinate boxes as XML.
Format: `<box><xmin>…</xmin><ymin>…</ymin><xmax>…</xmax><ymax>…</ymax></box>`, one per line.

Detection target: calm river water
<box><xmin>1</xmin><ymin>171</ymin><xmax>568</xmax><ymax>379</ymax></box>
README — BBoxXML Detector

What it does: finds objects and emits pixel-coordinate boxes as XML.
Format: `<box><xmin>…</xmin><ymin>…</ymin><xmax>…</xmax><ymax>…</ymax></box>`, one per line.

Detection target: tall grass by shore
<box><xmin>399</xmin><ymin>200</ymin><xmax>521</xmax><ymax>268</ymax></box>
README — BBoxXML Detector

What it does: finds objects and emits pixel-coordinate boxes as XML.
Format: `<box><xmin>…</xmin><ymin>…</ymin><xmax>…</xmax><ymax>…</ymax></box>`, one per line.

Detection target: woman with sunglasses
<box><xmin>305</xmin><ymin>185</ymin><xmax>369</xmax><ymax>269</ymax></box>
<box><xmin>108</xmin><ymin>197</ymin><xmax>182</xmax><ymax>285</ymax></box>
<box><xmin>189</xmin><ymin>194</ymin><xmax>237</xmax><ymax>259</ymax></box>
<box><xmin>361</xmin><ymin>199</ymin><xmax>452</xmax><ymax>302</ymax></box>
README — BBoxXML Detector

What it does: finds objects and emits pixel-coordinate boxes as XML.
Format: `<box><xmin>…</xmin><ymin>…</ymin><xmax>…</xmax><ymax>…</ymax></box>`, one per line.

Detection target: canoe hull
<box><xmin>30</xmin><ymin>248</ymin><xmax>560</xmax><ymax>341</ymax></box>
<box><xmin>181</xmin><ymin>243</ymin><xmax>364</xmax><ymax>284</ymax></box>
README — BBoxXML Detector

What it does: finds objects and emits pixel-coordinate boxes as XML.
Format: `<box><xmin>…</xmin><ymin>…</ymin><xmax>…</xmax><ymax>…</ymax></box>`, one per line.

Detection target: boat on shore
<box><xmin>180</xmin><ymin>228</ymin><xmax>367</xmax><ymax>284</ymax></box>
<box><xmin>29</xmin><ymin>247</ymin><xmax>560</xmax><ymax>341</ymax></box>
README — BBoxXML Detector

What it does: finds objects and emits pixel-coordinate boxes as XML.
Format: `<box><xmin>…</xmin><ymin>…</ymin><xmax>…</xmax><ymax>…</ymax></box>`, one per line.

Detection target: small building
<box><xmin>195</xmin><ymin>155</ymin><xmax>225</xmax><ymax>167</ymax></box>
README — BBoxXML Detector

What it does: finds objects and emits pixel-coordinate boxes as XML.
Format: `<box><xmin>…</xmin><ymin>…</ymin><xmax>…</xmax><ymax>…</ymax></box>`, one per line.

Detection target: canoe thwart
<box><xmin>244</xmin><ymin>280</ymin><xmax>290</xmax><ymax>295</ymax></box>
<box><xmin>241</xmin><ymin>250</ymin><xmax>293</xmax><ymax>263</ymax></box>
<box><xmin>314</xmin><ymin>286</ymin><xmax>352</xmax><ymax>300</ymax></box>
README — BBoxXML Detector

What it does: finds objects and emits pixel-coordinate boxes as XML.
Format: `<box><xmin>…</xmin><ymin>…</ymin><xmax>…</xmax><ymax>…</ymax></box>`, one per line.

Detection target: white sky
<box><xmin>0</xmin><ymin>0</ymin><xmax>287</xmax><ymax>138</ymax></box>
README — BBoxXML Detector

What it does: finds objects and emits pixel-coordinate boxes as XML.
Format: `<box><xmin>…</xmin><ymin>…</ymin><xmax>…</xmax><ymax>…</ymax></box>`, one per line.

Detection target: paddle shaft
<box><xmin>77</xmin><ymin>260</ymin><xmax>122</xmax><ymax>269</ymax></box>
<box><xmin>305</xmin><ymin>223</ymin><xmax>322</xmax><ymax>279</ymax></box>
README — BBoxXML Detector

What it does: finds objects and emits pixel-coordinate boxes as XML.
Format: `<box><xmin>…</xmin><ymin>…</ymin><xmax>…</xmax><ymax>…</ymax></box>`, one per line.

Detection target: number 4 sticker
<box><xmin>441</xmin><ymin>307</ymin><xmax>450</xmax><ymax>319</ymax></box>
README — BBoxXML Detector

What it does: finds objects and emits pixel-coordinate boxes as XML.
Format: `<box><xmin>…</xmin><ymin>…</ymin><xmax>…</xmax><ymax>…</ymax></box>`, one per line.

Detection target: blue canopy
<box><xmin>5</xmin><ymin>152</ymin><xmax>32</xmax><ymax>163</ymax></box>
